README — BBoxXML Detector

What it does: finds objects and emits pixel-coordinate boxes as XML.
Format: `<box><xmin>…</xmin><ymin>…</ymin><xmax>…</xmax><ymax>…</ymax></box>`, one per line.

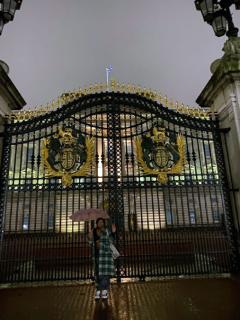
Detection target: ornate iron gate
<box><xmin>0</xmin><ymin>90</ymin><xmax>238</xmax><ymax>283</ymax></box>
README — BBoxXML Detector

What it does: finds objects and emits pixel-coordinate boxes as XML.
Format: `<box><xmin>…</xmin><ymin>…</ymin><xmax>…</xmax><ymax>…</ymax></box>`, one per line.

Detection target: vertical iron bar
<box><xmin>106</xmin><ymin>97</ymin><xmax>124</xmax><ymax>281</ymax></box>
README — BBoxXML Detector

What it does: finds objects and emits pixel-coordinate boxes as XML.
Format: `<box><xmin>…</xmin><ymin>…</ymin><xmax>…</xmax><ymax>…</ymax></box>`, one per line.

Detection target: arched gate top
<box><xmin>4</xmin><ymin>91</ymin><xmax>217</xmax><ymax>135</ymax></box>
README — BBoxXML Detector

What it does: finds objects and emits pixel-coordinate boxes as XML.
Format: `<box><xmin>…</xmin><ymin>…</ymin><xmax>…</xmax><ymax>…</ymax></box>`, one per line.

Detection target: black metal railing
<box><xmin>0</xmin><ymin>92</ymin><xmax>238</xmax><ymax>283</ymax></box>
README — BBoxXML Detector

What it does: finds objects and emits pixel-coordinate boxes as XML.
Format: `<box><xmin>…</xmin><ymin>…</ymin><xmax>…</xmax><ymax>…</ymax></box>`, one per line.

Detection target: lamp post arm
<box><xmin>224</xmin><ymin>6</ymin><xmax>239</xmax><ymax>37</ymax></box>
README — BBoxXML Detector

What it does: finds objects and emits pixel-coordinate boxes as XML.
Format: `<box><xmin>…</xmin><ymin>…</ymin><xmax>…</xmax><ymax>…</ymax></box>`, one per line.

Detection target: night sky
<box><xmin>1</xmin><ymin>0</ymin><xmax>239</xmax><ymax>109</ymax></box>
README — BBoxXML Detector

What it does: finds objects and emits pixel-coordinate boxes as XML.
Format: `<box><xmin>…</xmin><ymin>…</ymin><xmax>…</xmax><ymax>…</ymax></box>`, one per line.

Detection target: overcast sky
<box><xmin>0</xmin><ymin>0</ymin><xmax>239</xmax><ymax>109</ymax></box>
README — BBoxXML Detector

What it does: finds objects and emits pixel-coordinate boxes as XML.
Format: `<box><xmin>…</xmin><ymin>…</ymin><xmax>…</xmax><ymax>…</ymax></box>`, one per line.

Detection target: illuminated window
<box><xmin>48</xmin><ymin>212</ymin><xmax>54</xmax><ymax>229</ymax></box>
<box><xmin>22</xmin><ymin>213</ymin><xmax>29</xmax><ymax>231</ymax></box>
<box><xmin>166</xmin><ymin>209</ymin><xmax>174</xmax><ymax>225</ymax></box>
<box><xmin>189</xmin><ymin>211</ymin><xmax>196</xmax><ymax>224</ymax></box>
<box><xmin>213</xmin><ymin>210</ymin><xmax>220</xmax><ymax>223</ymax></box>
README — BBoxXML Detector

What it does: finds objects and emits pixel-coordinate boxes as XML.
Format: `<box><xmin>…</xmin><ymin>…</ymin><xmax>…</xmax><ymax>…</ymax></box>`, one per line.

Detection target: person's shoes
<box><xmin>95</xmin><ymin>290</ymin><xmax>101</xmax><ymax>300</ymax></box>
<box><xmin>102</xmin><ymin>289</ymin><xmax>108</xmax><ymax>299</ymax></box>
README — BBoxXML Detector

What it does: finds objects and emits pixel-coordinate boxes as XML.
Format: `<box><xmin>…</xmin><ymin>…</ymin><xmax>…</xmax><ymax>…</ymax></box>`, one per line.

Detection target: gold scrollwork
<box><xmin>8</xmin><ymin>81</ymin><xmax>210</xmax><ymax>122</ymax></box>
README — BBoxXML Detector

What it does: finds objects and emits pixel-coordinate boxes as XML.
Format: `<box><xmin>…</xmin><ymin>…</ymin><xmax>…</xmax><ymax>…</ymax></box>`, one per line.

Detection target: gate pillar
<box><xmin>197</xmin><ymin>37</ymin><xmax>240</xmax><ymax>255</ymax></box>
<box><xmin>0</xmin><ymin>62</ymin><xmax>25</xmax><ymax>233</ymax></box>
<box><xmin>0</xmin><ymin>62</ymin><xmax>26</xmax><ymax>167</ymax></box>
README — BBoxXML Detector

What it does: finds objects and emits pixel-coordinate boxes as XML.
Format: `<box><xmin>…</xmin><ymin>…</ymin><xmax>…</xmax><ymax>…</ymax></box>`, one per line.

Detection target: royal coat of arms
<box><xmin>42</xmin><ymin>126</ymin><xmax>95</xmax><ymax>187</ymax></box>
<box><xmin>135</xmin><ymin>125</ymin><xmax>186</xmax><ymax>184</ymax></box>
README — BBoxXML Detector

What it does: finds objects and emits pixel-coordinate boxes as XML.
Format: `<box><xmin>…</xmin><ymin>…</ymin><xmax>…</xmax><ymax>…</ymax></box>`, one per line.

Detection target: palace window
<box><xmin>22</xmin><ymin>213</ymin><xmax>29</xmax><ymax>231</ymax></box>
<box><xmin>212</xmin><ymin>209</ymin><xmax>220</xmax><ymax>223</ymax></box>
<box><xmin>48</xmin><ymin>212</ymin><xmax>54</xmax><ymax>230</ymax></box>
<box><xmin>204</xmin><ymin>143</ymin><xmax>211</xmax><ymax>158</ymax></box>
<box><xmin>189</xmin><ymin>210</ymin><xmax>196</xmax><ymax>224</ymax></box>
<box><xmin>166</xmin><ymin>209</ymin><xmax>174</xmax><ymax>226</ymax></box>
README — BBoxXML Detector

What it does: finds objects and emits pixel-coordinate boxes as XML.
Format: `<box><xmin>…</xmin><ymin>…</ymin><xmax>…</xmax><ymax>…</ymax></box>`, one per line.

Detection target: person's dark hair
<box><xmin>96</xmin><ymin>217</ymin><xmax>105</xmax><ymax>227</ymax></box>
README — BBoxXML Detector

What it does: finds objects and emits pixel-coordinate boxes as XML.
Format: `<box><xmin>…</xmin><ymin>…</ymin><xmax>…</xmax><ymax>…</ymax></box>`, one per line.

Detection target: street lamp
<box><xmin>212</xmin><ymin>14</ymin><xmax>228</xmax><ymax>36</ymax></box>
<box><xmin>195</xmin><ymin>0</ymin><xmax>240</xmax><ymax>37</ymax></box>
<box><xmin>0</xmin><ymin>0</ymin><xmax>22</xmax><ymax>35</ymax></box>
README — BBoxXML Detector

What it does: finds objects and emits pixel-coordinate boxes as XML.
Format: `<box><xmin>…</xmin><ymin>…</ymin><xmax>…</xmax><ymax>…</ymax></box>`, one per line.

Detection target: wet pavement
<box><xmin>1</xmin><ymin>276</ymin><xmax>240</xmax><ymax>320</ymax></box>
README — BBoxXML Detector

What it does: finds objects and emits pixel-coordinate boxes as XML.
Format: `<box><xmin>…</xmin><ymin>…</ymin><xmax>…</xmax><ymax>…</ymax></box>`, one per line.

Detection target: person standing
<box><xmin>88</xmin><ymin>217</ymin><xmax>116</xmax><ymax>300</ymax></box>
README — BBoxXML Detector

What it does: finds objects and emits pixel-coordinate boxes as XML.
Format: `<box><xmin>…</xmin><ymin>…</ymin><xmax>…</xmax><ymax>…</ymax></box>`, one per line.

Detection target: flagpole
<box><xmin>106</xmin><ymin>68</ymin><xmax>109</xmax><ymax>90</ymax></box>
<box><xmin>106</xmin><ymin>65</ymin><xmax>112</xmax><ymax>91</ymax></box>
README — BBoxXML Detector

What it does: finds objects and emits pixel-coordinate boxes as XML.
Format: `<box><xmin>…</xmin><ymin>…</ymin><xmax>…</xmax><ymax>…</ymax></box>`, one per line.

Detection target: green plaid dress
<box><xmin>91</xmin><ymin>229</ymin><xmax>115</xmax><ymax>277</ymax></box>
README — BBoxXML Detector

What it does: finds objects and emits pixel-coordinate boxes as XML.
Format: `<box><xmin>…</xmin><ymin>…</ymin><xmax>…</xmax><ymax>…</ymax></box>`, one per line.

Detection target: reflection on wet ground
<box><xmin>1</xmin><ymin>277</ymin><xmax>240</xmax><ymax>320</ymax></box>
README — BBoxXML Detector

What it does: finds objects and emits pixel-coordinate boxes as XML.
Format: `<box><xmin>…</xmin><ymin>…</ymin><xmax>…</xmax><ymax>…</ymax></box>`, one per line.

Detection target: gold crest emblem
<box><xmin>135</xmin><ymin>126</ymin><xmax>186</xmax><ymax>184</ymax></box>
<box><xmin>42</xmin><ymin>126</ymin><xmax>95</xmax><ymax>187</ymax></box>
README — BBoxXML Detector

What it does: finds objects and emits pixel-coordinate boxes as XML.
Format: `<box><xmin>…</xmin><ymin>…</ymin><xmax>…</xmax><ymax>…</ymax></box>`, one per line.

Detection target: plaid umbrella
<box><xmin>69</xmin><ymin>208</ymin><xmax>109</xmax><ymax>222</ymax></box>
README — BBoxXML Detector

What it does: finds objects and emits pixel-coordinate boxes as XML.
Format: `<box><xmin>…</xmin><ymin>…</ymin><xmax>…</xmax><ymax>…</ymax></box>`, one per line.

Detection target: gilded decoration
<box><xmin>7</xmin><ymin>81</ymin><xmax>210</xmax><ymax>122</ymax></box>
<box><xmin>135</xmin><ymin>125</ymin><xmax>186</xmax><ymax>184</ymax></box>
<box><xmin>42</xmin><ymin>126</ymin><xmax>95</xmax><ymax>187</ymax></box>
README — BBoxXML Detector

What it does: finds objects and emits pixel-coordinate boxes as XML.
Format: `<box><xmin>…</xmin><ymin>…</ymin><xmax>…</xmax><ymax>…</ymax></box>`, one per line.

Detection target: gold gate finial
<box><xmin>8</xmin><ymin>81</ymin><xmax>210</xmax><ymax>122</ymax></box>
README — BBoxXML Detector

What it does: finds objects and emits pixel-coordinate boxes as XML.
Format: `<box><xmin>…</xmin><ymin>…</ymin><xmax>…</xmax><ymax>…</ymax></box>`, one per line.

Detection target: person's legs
<box><xmin>99</xmin><ymin>275</ymin><xmax>110</xmax><ymax>290</ymax></box>
<box><xmin>94</xmin><ymin>255</ymin><xmax>101</xmax><ymax>299</ymax></box>
<box><xmin>99</xmin><ymin>276</ymin><xmax>110</xmax><ymax>298</ymax></box>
